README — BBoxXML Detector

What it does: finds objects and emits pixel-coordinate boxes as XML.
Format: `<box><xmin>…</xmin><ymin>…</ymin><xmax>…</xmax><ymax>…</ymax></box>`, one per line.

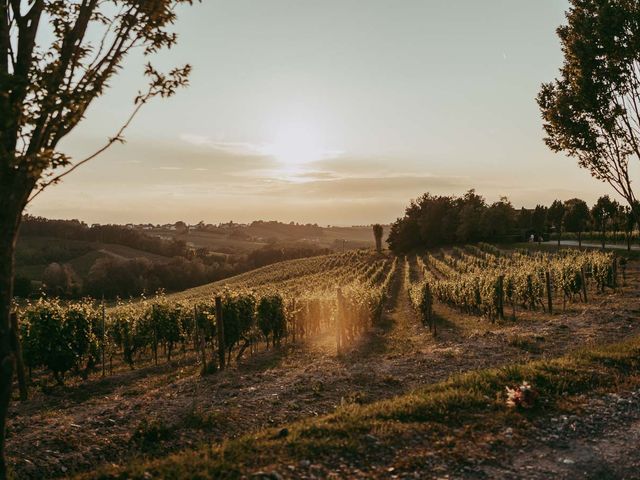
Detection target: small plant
<box><xmin>131</xmin><ymin>418</ymin><xmax>171</xmax><ymax>449</ymax></box>
<box><xmin>183</xmin><ymin>406</ymin><xmax>218</xmax><ymax>430</ymax></box>
<box><xmin>505</xmin><ymin>381</ymin><xmax>539</xmax><ymax>409</ymax></box>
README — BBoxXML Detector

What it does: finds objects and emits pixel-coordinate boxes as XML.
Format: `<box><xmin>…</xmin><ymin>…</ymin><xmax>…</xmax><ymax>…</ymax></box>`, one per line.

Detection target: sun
<box><xmin>262</xmin><ymin>124</ymin><xmax>326</xmax><ymax>166</ymax></box>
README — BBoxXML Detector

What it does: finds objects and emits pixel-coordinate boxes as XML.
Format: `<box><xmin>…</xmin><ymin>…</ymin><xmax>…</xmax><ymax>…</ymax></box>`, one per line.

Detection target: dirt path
<box><xmin>8</xmin><ymin>260</ymin><xmax>640</xmax><ymax>478</ymax></box>
<box><xmin>492</xmin><ymin>387</ymin><xmax>640</xmax><ymax>479</ymax></box>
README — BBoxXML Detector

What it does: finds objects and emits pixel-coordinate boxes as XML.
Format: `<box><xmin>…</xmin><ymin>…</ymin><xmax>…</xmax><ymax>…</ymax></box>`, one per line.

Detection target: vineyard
<box><xmin>7</xmin><ymin>243</ymin><xmax>640</xmax><ymax>479</ymax></box>
<box><xmin>13</xmin><ymin>245</ymin><xmax>623</xmax><ymax>389</ymax></box>
<box><xmin>407</xmin><ymin>243</ymin><xmax>620</xmax><ymax>325</ymax></box>
<box><xmin>15</xmin><ymin>250</ymin><xmax>398</xmax><ymax>386</ymax></box>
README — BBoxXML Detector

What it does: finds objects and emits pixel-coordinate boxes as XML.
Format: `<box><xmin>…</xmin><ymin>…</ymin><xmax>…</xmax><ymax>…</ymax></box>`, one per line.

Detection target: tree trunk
<box><xmin>557</xmin><ymin>229</ymin><xmax>561</xmax><ymax>247</ymax></box>
<box><xmin>10</xmin><ymin>313</ymin><xmax>27</xmax><ymax>401</ymax></box>
<box><xmin>578</xmin><ymin>231</ymin><xmax>582</xmax><ymax>248</ymax></box>
<box><xmin>601</xmin><ymin>227</ymin><xmax>605</xmax><ymax>249</ymax></box>
<box><xmin>0</xmin><ymin>206</ymin><xmax>22</xmax><ymax>480</ymax></box>
<box><xmin>0</xmin><ymin>168</ymin><xmax>32</xmax><ymax>480</ymax></box>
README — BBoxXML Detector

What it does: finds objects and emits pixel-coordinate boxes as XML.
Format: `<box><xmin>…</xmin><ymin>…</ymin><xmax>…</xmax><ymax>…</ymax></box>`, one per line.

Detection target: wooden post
<box><xmin>10</xmin><ymin>312</ymin><xmax>27</xmax><ymax>401</ymax></box>
<box><xmin>215</xmin><ymin>296</ymin><xmax>225</xmax><ymax>370</ymax></box>
<box><xmin>526</xmin><ymin>275</ymin><xmax>534</xmax><ymax>310</ymax></box>
<box><xmin>101</xmin><ymin>300</ymin><xmax>106</xmax><ymax>377</ymax></box>
<box><xmin>545</xmin><ymin>271</ymin><xmax>553</xmax><ymax>315</ymax></box>
<box><xmin>292</xmin><ymin>299</ymin><xmax>297</xmax><ymax>343</ymax></box>
<box><xmin>152</xmin><ymin>304</ymin><xmax>158</xmax><ymax>366</ymax></box>
<box><xmin>336</xmin><ymin>288</ymin><xmax>343</xmax><ymax>354</ymax></box>
<box><xmin>193</xmin><ymin>304</ymin><xmax>198</xmax><ymax>349</ymax></box>
<box><xmin>580</xmin><ymin>267</ymin><xmax>588</xmax><ymax>303</ymax></box>
<box><xmin>195</xmin><ymin>305</ymin><xmax>208</xmax><ymax>373</ymax></box>
<box><xmin>497</xmin><ymin>275</ymin><xmax>504</xmax><ymax>320</ymax></box>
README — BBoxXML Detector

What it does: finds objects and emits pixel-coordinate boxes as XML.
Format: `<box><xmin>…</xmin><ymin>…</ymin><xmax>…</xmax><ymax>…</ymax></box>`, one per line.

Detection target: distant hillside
<box><xmin>14</xmin><ymin>217</ymin><xmax>343</xmax><ymax>298</ymax></box>
<box><xmin>149</xmin><ymin>221</ymin><xmax>390</xmax><ymax>253</ymax></box>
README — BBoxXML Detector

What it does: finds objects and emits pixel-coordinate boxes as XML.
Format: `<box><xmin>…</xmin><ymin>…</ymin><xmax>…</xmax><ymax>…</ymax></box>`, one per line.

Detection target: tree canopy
<box><xmin>538</xmin><ymin>0</ymin><xmax>640</xmax><ymax>218</ymax></box>
<box><xmin>387</xmin><ymin>190</ymin><xmax>520</xmax><ymax>253</ymax></box>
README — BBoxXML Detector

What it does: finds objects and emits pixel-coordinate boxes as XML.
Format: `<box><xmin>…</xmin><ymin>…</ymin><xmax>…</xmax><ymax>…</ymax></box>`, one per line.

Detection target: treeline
<box><xmin>20</xmin><ymin>216</ymin><xmax>190</xmax><ymax>258</ymax></box>
<box><xmin>388</xmin><ymin>190</ymin><xmax>637</xmax><ymax>254</ymax></box>
<box><xmin>246</xmin><ymin>242</ymin><xmax>331</xmax><ymax>268</ymax></box>
<box><xmin>34</xmin><ymin>257</ymin><xmax>234</xmax><ymax>299</ymax></box>
<box><xmin>388</xmin><ymin>191</ymin><xmax>520</xmax><ymax>253</ymax></box>
<box><xmin>24</xmin><ymin>242</ymin><xmax>330</xmax><ymax>299</ymax></box>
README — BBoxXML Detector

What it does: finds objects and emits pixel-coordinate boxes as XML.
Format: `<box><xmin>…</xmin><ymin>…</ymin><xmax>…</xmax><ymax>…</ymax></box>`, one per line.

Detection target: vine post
<box><xmin>580</xmin><ymin>267</ymin><xmax>588</xmax><ymax>303</ymax></box>
<box><xmin>545</xmin><ymin>271</ymin><xmax>553</xmax><ymax>315</ymax></box>
<box><xmin>195</xmin><ymin>305</ymin><xmax>208</xmax><ymax>374</ymax></box>
<box><xmin>291</xmin><ymin>299</ymin><xmax>297</xmax><ymax>344</ymax></box>
<box><xmin>101</xmin><ymin>300</ymin><xmax>106</xmax><ymax>378</ymax></box>
<box><xmin>336</xmin><ymin>288</ymin><xmax>343</xmax><ymax>355</ymax></box>
<box><xmin>152</xmin><ymin>304</ymin><xmax>158</xmax><ymax>366</ymax></box>
<box><xmin>215</xmin><ymin>297</ymin><xmax>225</xmax><ymax>370</ymax></box>
<box><xmin>497</xmin><ymin>275</ymin><xmax>505</xmax><ymax>321</ymax></box>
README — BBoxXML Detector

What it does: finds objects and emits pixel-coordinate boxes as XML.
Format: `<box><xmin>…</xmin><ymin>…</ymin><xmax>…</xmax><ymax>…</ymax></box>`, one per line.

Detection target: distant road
<box><xmin>558</xmin><ymin>240</ymin><xmax>640</xmax><ymax>251</ymax></box>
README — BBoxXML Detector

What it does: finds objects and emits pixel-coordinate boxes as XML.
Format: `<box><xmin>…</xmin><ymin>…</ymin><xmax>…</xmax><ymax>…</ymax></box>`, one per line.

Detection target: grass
<box><xmin>80</xmin><ymin>335</ymin><xmax>640</xmax><ymax>479</ymax></box>
<box><xmin>507</xmin><ymin>333</ymin><xmax>545</xmax><ymax>354</ymax></box>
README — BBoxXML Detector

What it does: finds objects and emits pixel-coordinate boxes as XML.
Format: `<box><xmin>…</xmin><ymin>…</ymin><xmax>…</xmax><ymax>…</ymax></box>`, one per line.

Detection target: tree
<box><xmin>0</xmin><ymin>2</ymin><xmax>195</xmax><ymax>475</ymax></box>
<box><xmin>174</xmin><ymin>220</ymin><xmax>189</xmax><ymax>235</ymax></box>
<box><xmin>455</xmin><ymin>190</ymin><xmax>486</xmax><ymax>243</ymax></box>
<box><xmin>538</xmin><ymin>0</ymin><xmax>640</xmax><ymax>224</ymax></box>
<box><xmin>480</xmin><ymin>197</ymin><xmax>515</xmax><ymax>241</ymax></box>
<box><xmin>531</xmin><ymin>205</ymin><xmax>548</xmax><ymax>243</ymax></box>
<box><xmin>517</xmin><ymin>207</ymin><xmax>533</xmax><ymax>237</ymax></box>
<box><xmin>42</xmin><ymin>262</ymin><xmax>80</xmax><ymax>297</ymax></box>
<box><xmin>591</xmin><ymin>195</ymin><xmax>619</xmax><ymax>249</ymax></box>
<box><xmin>372</xmin><ymin>224</ymin><xmax>384</xmax><ymax>253</ymax></box>
<box><xmin>387</xmin><ymin>200</ymin><xmax>422</xmax><ymax>253</ymax></box>
<box><xmin>548</xmin><ymin>200</ymin><xmax>566</xmax><ymax>247</ymax></box>
<box><xmin>617</xmin><ymin>202</ymin><xmax>638</xmax><ymax>251</ymax></box>
<box><xmin>564</xmin><ymin>198</ymin><xmax>591</xmax><ymax>248</ymax></box>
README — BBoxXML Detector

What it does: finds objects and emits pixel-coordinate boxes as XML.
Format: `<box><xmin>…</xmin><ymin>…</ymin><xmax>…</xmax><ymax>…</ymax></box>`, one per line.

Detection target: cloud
<box><xmin>180</xmin><ymin>134</ymin><xmax>268</xmax><ymax>156</ymax></box>
<box><xmin>252</xmin><ymin>174</ymin><xmax>471</xmax><ymax>199</ymax></box>
<box><xmin>180</xmin><ymin>133</ymin><xmax>345</xmax><ymax>165</ymax></box>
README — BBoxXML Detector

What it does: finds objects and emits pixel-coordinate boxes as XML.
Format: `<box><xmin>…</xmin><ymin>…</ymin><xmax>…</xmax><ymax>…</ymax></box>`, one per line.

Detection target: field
<box><xmin>7</xmin><ymin>244</ymin><xmax>640</xmax><ymax>479</ymax></box>
<box><xmin>15</xmin><ymin>236</ymin><xmax>173</xmax><ymax>282</ymax></box>
<box><xmin>149</xmin><ymin>224</ymin><xmax>386</xmax><ymax>254</ymax></box>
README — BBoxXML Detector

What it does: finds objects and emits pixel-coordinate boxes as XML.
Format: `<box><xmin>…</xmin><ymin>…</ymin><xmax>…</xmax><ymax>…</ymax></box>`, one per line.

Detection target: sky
<box><xmin>26</xmin><ymin>0</ymin><xmax>616</xmax><ymax>226</ymax></box>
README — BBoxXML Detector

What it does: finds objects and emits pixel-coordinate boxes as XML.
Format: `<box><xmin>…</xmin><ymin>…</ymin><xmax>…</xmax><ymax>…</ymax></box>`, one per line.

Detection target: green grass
<box><xmin>80</xmin><ymin>336</ymin><xmax>640</xmax><ymax>479</ymax></box>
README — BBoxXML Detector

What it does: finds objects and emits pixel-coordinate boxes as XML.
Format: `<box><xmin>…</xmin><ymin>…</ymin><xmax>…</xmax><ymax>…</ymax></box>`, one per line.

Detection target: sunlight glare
<box><xmin>262</xmin><ymin>123</ymin><xmax>326</xmax><ymax>166</ymax></box>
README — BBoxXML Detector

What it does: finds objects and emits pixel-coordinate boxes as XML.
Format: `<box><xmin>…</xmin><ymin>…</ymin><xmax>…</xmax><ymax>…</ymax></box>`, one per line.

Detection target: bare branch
<box><xmin>27</xmin><ymin>97</ymin><xmax>147</xmax><ymax>205</ymax></box>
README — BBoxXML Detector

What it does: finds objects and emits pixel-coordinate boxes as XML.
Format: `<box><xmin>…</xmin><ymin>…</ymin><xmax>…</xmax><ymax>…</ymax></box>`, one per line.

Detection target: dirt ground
<box><xmin>7</xmin><ymin>257</ymin><xmax>640</xmax><ymax>479</ymax></box>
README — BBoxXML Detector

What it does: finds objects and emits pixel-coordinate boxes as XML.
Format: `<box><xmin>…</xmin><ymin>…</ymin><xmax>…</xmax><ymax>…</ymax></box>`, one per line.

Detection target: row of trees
<box><xmin>387</xmin><ymin>190</ymin><xmax>636</xmax><ymax>254</ymax></box>
<box><xmin>15</xmin><ymin>239</ymin><xmax>331</xmax><ymax>300</ymax></box>
<box><xmin>20</xmin><ymin>216</ymin><xmax>192</xmax><ymax>258</ymax></box>
<box><xmin>542</xmin><ymin>196</ymin><xmax>636</xmax><ymax>249</ymax></box>
<box><xmin>24</xmin><ymin>241</ymin><xmax>331</xmax><ymax>300</ymax></box>
<box><xmin>388</xmin><ymin>191</ymin><xmax>521</xmax><ymax>253</ymax></box>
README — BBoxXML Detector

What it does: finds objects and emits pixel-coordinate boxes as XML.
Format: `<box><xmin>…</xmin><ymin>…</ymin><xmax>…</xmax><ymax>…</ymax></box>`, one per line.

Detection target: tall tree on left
<box><xmin>0</xmin><ymin>1</ymin><xmax>196</xmax><ymax>477</ymax></box>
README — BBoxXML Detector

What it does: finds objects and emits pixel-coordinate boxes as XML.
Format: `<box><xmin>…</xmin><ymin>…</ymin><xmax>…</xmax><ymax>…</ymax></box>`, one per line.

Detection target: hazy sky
<box><xmin>27</xmin><ymin>0</ymin><xmax>614</xmax><ymax>226</ymax></box>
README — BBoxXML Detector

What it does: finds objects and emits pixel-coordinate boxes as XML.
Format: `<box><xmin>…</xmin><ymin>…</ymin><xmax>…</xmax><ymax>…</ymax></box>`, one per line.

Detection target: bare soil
<box><xmin>7</xmin><ymin>258</ymin><xmax>640</xmax><ymax>479</ymax></box>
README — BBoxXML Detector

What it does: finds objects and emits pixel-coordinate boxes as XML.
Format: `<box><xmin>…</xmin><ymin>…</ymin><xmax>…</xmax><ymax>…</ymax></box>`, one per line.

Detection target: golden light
<box><xmin>262</xmin><ymin>123</ymin><xmax>326</xmax><ymax>166</ymax></box>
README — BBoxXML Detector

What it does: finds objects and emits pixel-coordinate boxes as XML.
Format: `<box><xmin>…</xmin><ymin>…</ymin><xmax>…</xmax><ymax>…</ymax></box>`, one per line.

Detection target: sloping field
<box><xmin>166</xmin><ymin>249</ymin><xmax>385</xmax><ymax>302</ymax></box>
<box><xmin>15</xmin><ymin>237</ymin><xmax>172</xmax><ymax>280</ymax></box>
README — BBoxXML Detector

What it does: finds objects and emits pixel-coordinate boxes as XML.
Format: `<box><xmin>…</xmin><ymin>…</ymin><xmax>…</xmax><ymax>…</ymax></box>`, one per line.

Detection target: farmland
<box><xmin>6</xmin><ymin>244</ymin><xmax>640</xmax><ymax>478</ymax></box>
